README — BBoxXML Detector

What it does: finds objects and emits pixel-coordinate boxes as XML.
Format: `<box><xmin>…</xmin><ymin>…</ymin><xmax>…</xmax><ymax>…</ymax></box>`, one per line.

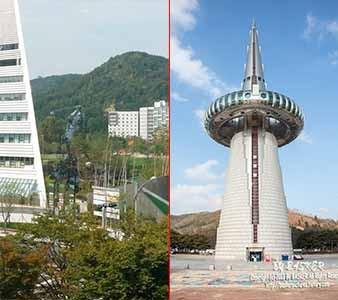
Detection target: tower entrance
<box><xmin>247</xmin><ymin>247</ymin><xmax>264</xmax><ymax>262</ymax></box>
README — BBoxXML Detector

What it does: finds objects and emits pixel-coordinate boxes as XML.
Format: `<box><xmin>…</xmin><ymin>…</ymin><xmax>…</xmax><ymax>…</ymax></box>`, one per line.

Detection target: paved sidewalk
<box><xmin>171</xmin><ymin>286</ymin><xmax>338</xmax><ymax>300</ymax></box>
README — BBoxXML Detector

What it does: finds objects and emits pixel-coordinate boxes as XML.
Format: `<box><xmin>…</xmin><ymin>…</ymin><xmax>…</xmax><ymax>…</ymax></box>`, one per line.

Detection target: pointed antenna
<box><xmin>252</xmin><ymin>18</ymin><xmax>256</xmax><ymax>28</ymax></box>
<box><xmin>242</xmin><ymin>21</ymin><xmax>266</xmax><ymax>91</ymax></box>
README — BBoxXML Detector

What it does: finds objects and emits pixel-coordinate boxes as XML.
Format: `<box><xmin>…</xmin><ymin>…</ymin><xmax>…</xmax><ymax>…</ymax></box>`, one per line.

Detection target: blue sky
<box><xmin>19</xmin><ymin>0</ymin><xmax>167</xmax><ymax>78</ymax></box>
<box><xmin>171</xmin><ymin>0</ymin><xmax>338</xmax><ymax>219</ymax></box>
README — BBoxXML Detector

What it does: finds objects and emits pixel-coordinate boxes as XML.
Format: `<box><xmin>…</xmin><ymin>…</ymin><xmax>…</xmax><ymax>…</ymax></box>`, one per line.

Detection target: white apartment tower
<box><xmin>108</xmin><ymin>111</ymin><xmax>139</xmax><ymax>138</ymax></box>
<box><xmin>108</xmin><ymin>100</ymin><xmax>168</xmax><ymax>141</ymax></box>
<box><xmin>0</xmin><ymin>0</ymin><xmax>46</xmax><ymax>222</ymax></box>
<box><xmin>139</xmin><ymin>106</ymin><xmax>153</xmax><ymax>141</ymax></box>
<box><xmin>140</xmin><ymin>100</ymin><xmax>168</xmax><ymax>140</ymax></box>
<box><xmin>204</xmin><ymin>22</ymin><xmax>304</xmax><ymax>261</ymax></box>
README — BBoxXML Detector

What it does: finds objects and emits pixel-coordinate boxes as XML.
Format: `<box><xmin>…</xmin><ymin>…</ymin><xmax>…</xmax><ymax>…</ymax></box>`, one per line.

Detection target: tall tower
<box><xmin>204</xmin><ymin>22</ymin><xmax>304</xmax><ymax>261</ymax></box>
<box><xmin>0</xmin><ymin>0</ymin><xmax>46</xmax><ymax>222</ymax></box>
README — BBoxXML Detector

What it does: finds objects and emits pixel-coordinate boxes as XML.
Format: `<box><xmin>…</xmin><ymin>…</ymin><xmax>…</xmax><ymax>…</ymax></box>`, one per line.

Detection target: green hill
<box><xmin>31</xmin><ymin>51</ymin><xmax>168</xmax><ymax>133</ymax></box>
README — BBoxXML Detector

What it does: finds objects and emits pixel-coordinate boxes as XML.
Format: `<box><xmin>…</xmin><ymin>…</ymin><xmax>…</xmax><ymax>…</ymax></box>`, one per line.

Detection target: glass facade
<box><xmin>0</xmin><ymin>156</ymin><xmax>34</xmax><ymax>168</ymax></box>
<box><xmin>0</xmin><ymin>112</ymin><xmax>28</xmax><ymax>121</ymax></box>
<box><xmin>0</xmin><ymin>134</ymin><xmax>30</xmax><ymax>143</ymax></box>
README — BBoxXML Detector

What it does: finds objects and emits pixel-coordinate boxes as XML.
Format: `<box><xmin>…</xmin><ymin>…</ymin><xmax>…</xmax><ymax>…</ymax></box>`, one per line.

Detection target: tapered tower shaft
<box><xmin>215</xmin><ymin>129</ymin><xmax>292</xmax><ymax>260</ymax></box>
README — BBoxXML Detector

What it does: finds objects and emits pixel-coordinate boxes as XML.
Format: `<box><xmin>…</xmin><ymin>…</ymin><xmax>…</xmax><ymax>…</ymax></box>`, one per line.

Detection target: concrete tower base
<box><xmin>215</xmin><ymin>129</ymin><xmax>292</xmax><ymax>261</ymax></box>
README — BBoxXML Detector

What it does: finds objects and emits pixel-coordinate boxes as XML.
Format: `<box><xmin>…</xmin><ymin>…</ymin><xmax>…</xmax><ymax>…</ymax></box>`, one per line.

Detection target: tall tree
<box><xmin>0</xmin><ymin>237</ymin><xmax>46</xmax><ymax>300</ymax></box>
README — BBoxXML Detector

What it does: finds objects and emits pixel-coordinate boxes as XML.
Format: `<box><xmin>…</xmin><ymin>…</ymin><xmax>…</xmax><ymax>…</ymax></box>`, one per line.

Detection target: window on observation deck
<box><xmin>231</xmin><ymin>92</ymin><xmax>236</xmax><ymax>105</ymax></box>
<box><xmin>223</xmin><ymin>94</ymin><xmax>229</xmax><ymax>108</ymax></box>
<box><xmin>268</xmin><ymin>91</ymin><xmax>273</xmax><ymax>104</ymax></box>
<box><xmin>238</xmin><ymin>91</ymin><xmax>243</xmax><ymax>104</ymax></box>
<box><xmin>285</xmin><ymin>97</ymin><xmax>291</xmax><ymax>110</ymax></box>
<box><xmin>281</xmin><ymin>96</ymin><xmax>287</xmax><ymax>109</ymax></box>
<box><xmin>0</xmin><ymin>44</ymin><xmax>18</xmax><ymax>51</ymax></box>
<box><xmin>274</xmin><ymin>93</ymin><xmax>281</xmax><ymax>107</ymax></box>
<box><xmin>291</xmin><ymin>103</ymin><xmax>296</xmax><ymax>114</ymax></box>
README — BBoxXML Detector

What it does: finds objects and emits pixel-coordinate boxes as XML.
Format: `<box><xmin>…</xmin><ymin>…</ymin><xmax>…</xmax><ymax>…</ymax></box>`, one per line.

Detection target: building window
<box><xmin>0</xmin><ymin>93</ymin><xmax>25</xmax><ymax>101</ymax></box>
<box><xmin>0</xmin><ymin>156</ymin><xmax>34</xmax><ymax>168</ymax></box>
<box><xmin>0</xmin><ymin>76</ymin><xmax>23</xmax><ymax>83</ymax></box>
<box><xmin>0</xmin><ymin>59</ymin><xmax>19</xmax><ymax>67</ymax></box>
<box><xmin>0</xmin><ymin>134</ymin><xmax>31</xmax><ymax>143</ymax></box>
<box><xmin>0</xmin><ymin>44</ymin><xmax>19</xmax><ymax>51</ymax></box>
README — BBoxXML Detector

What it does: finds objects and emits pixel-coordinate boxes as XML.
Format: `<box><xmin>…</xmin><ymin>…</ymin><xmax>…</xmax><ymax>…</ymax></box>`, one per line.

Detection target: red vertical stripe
<box><xmin>251</xmin><ymin>127</ymin><xmax>259</xmax><ymax>243</ymax></box>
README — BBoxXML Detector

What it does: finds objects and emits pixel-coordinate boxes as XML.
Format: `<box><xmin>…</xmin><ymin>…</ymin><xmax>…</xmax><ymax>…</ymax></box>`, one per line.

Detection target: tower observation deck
<box><xmin>204</xmin><ymin>22</ymin><xmax>304</xmax><ymax>261</ymax></box>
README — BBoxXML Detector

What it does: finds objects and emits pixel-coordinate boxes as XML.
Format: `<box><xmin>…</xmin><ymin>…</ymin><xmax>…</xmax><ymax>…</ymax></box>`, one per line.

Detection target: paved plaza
<box><xmin>170</xmin><ymin>254</ymin><xmax>338</xmax><ymax>300</ymax></box>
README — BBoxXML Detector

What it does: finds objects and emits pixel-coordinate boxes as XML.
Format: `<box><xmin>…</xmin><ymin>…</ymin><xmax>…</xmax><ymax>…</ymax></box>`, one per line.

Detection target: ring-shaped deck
<box><xmin>204</xmin><ymin>90</ymin><xmax>304</xmax><ymax>147</ymax></box>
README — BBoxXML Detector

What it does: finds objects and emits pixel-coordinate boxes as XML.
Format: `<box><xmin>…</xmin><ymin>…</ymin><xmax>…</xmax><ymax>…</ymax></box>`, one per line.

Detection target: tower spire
<box><xmin>242</xmin><ymin>21</ymin><xmax>266</xmax><ymax>92</ymax></box>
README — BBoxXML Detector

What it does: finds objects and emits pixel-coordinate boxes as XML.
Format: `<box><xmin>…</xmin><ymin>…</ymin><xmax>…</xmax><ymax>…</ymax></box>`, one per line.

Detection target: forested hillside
<box><xmin>31</xmin><ymin>52</ymin><xmax>168</xmax><ymax>133</ymax></box>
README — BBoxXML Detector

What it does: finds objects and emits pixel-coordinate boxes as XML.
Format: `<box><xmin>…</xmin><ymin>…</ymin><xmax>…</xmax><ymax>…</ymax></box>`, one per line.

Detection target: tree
<box><xmin>0</xmin><ymin>183</ymin><xmax>27</xmax><ymax>232</ymax></box>
<box><xmin>16</xmin><ymin>209</ymin><xmax>168</xmax><ymax>300</ymax></box>
<box><xmin>0</xmin><ymin>237</ymin><xmax>46</xmax><ymax>300</ymax></box>
<box><xmin>65</xmin><ymin>212</ymin><xmax>168</xmax><ymax>300</ymax></box>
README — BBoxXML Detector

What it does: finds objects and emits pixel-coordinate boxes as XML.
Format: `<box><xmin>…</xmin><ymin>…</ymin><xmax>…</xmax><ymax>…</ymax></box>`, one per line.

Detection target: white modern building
<box><xmin>108</xmin><ymin>111</ymin><xmax>139</xmax><ymax>138</ymax></box>
<box><xmin>108</xmin><ymin>100</ymin><xmax>168</xmax><ymax>141</ymax></box>
<box><xmin>139</xmin><ymin>106</ymin><xmax>153</xmax><ymax>140</ymax></box>
<box><xmin>0</xmin><ymin>0</ymin><xmax>46</xmax><ymax>223</ymax></box>
<box><xmin>204</xmin><ymin>22</ymin><xmax>304</xmax><ymax>261</ymax></box>
<box><xmin>140</xmin><ymin>100</ymin><xmax>168</xmax><ymax>140</ymax></box>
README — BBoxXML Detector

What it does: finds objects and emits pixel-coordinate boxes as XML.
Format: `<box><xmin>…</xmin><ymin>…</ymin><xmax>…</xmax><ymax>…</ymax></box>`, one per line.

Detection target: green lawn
<box><xmin>42</xmin><ymin>154</ymin><xmax>65</xmax><ymax>162</ymax></box>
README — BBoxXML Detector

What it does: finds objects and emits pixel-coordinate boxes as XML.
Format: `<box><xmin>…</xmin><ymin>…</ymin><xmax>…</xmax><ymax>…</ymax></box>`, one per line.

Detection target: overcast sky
<box><xmin>19</xmin><ymin>0</ymin><xmax>168</xmax><ymax>78</ymax></box>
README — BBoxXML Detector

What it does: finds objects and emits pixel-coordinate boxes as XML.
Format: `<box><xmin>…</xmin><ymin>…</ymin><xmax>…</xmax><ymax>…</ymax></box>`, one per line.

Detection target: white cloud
<box><xmin>329</xmin><ymin>50</ymin><xmax>338</xmax><ymax>65</ymax></box>
<box><xmin>185</xmin><ymin>160</ymin><xmax>223</xmax><ymax>181</ymax></box>
<box><xmin>298</xmin><ymin>131</ymin><xmax>313</xmax><ymax>144</ymax></box>
<box><xmin>171</xmin><ymin>36</ymin><xmax>229</xmax><ymax>98</ymax></box>
<box><xmin>319</xmin><ymin>207</ymin><xmax>329</xmax><ymax>214</ymax></box>
<box><xmin>304</xmin><ymin>14</ymin><xmax>338</xmax><ymax>40</ymax></box>
<box><xmin>170</xmin><ymin>0</ymin><xmax>235</xmax><ymax>98</ymax></box>
<box><xmin>195</xmin><ymin>109</ymin><xmax>205</xmax><ymax>124</ymax></box>
<box><xmin>171</xmin><ymin>0</ymin><xmax>198</xmax><ymax>32</ymax></box>
<box><xmin>171</xmin><ymin>183</ymin><xmax>223</xmax><ymax>215</ymax></box>
<box><xmin>304</xmin><ymin>14</ymin><xmax>338</xmax><ymax>66</ymax></box>
<box><xmin>172</xmin><ymin>91</ymin><xmax>189</xmax><ymax>102</ymax></box>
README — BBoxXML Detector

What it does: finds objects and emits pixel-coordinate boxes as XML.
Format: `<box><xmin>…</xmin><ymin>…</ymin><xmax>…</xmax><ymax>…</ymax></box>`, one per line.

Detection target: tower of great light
<box><xmin>0</xmin><ymin>0</ymin><xmax>46</xmax><ymax>222</ymax></box>
<box><xmin>204</xmin><ymin>22</ymin><xmax>304</xmax><ymax>261</ymax></box>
